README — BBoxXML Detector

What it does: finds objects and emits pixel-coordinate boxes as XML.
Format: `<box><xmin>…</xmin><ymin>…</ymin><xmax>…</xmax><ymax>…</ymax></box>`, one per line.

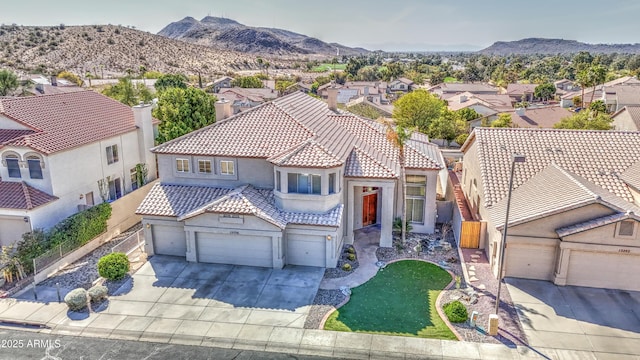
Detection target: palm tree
<box><xmin>384</xmin><ymin>121</ymin><xmax>413</xmax><ymax>244</ymax></box>
<box><xmin>588</xmin><ymin>65</ymin><xmax>607</xmax><ymax>105</ymax></box>
<box><xmin>0</xmin><ymin>69</ymin><xmax>19</xmax><ymax>96</ymax></box>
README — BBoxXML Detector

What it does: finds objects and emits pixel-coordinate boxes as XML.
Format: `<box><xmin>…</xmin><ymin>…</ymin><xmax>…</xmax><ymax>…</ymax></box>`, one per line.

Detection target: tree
<box><xmin>154</xmin><ymin>87</ymin><xmax>217</xmax><ymax>144</ymax></box>
<box><xmin>384</xmin><ymin>123</ymin><xmax>413</xmax><ymax>244</ymax></box>
<box><xmin>392</xmin><ymin>90</ymin><xmax>446</xmax><ymax>134</ymax></box>
<box><xmin>0</xmin><ymin>69</ymin><xmax>19</xmax><ymax>96</ymax></box>
<box><xmin>553</xmin><ymin>110</ymin><xmax>613</xmax><ymax>130</ymax></box>
<box><xmin>231</xmin><ymin>76</ymin><xmax>263</xmax><ymax>88</ymax></box>
<box><xmin>588</xmin><ymin>100</ymin><xmax>607</xmax><ymax>115</ymax></box>
<box><xmin>275</xmin><ymin>79</ymin><xmax>296</xmax><ymax>96</ymax></box>
<box><xmin>154</xmin><ymin>73</ymin><xmax>188</xmax><ymax>92</ymax></box>
<box><xmin>587</xmin><ymin>65</ymin><xmax>607</xmax><ymax>104</ymax></box>
<box><xmin>102</xmin><ymin>77</ymin><xmax>154</xmax><ymax>106</ymax></box>
<box><xmin>429</xmin><ymin>71</ymin><xmax>445</xmax><ymax>86</ymax></box>
<box><xmin>490</xmin><ymin>113</ymin><xmax>513</xmax><ymax>128</ymax></box>
<box><xmin>534</xmin><ymin>83</ymin><xmax>556</xmax><ymax>101</ymax></box>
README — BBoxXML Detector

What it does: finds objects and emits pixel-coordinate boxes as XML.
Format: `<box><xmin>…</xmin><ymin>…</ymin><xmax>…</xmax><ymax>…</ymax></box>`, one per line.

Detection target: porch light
<box><xmin>492</xmin><ymin>153</ymin><xmax>526</xmax><ymax>335</ymax></box>
<box><xmin>326</xmin><ymin>235</ymin><xmax>332</xmax><ymax>241</ymax></box>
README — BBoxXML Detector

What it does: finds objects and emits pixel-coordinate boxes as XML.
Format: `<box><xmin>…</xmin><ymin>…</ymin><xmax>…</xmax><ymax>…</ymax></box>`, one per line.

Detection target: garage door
<box><xmin>567</xmin><ymin>251</ymin><xmax>640</xmax><ymax>291</ymax></box>
<box><xmin>196</xmin><ymin>232</ymin><xmax>272</xmax><ymax>267</ymax></box>
<box><xmin>152</xmin><ymin>225</ymin><xmax>187</xmax><ymax>257</ymax></box>
<box><xmin>505</xmin><ymin>245</ymin><xmax>556</xmax><ymax>280</ymax></box>
<box><xmin>0</xmin><ymin>217</ymin><xmax>30</xmax><ymax>247</ymax></box>
<box><xmin>287</xmin><ymin>234</ymin><xmax>325</xmax><ymax>267</ymax></box>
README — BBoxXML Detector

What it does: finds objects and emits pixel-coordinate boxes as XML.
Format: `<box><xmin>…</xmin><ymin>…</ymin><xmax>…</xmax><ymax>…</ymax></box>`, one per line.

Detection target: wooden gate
<box><xmin>460</xmin><ymin>221</ymin><xmax>480</xmax><ymax>248</ymax></box>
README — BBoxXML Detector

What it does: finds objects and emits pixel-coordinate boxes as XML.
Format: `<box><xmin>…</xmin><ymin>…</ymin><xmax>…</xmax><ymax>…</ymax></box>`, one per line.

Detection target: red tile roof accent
<box><xmin>0</xmin><ymin>91</ymin><xmax>137</xmax><ymax>154</ymax></box>
<box><xmin>0</xmin><ymin>129</ymin><xmax>35</xmax><ymax>145</ymax></box>
<box><xmin>0</xmin><ymin>181</ymin><xmax>58</xmax><ymax>210</ymax></box>
<box><xmin>268</xmin><ymin>140</ymin><xmax>343</xmax><ymax>168</ymax></box>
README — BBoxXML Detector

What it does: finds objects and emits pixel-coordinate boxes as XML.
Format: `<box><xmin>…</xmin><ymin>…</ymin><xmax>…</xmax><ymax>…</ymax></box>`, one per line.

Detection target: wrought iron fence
<box><xmin>32</xmin><ymin>236</ymin><xmax>90</xmax><ymax>276</ymax></box>
<box><xmin>111</xmin><ymin>230</ymin><xmax>145</xmax><ymax>255</ymax></box>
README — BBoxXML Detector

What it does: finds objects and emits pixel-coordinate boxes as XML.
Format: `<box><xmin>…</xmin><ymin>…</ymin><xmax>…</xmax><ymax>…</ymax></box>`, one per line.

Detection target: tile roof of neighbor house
<box><xmin>461</xmin><ymin>127</ymin><xmax>640</xmax><ymax>208</ymax></box>
<box><xmin>430</xmin><ymin>83</ymin><xmax>498</xmax><ymax>94</ymax></box>
<box><xmin>153</xmin><ymin>92</ymin><xmax>443</xmax><ymax>177</ymax></box>
<box><xmin>0</xmin><ymin>181</ymin><xmax>58</xmax><ymax>210</ymax></box>
<box><xmin>506</xmin><ymin>83</ymin><xmax>537</xmax><ymax>96</ymax></box>
<box><xmin>0</xmin><ymin>91</ymin><xmax>137</xmax><ymax>154</ymax></box>
<box><xmin>446</xmin><ymin>92</ymin><xmax>513</xmax><ymax>112</ymax></box>
<box><xmin>561</xmin><ymin>76</ymin><xmax>640</xmax><ymax>100</ymax></box>
<box><xmin>620</xmin><ymin>160</ymin><xmax>640</xmax><ymax>191</ymax></box>
<box><xmin>137</xmin><ymin>183</ymin><xmax>343</xmax><ymax>227</ymax></box>
<box><xmin>508</xmin><ymin>106</ymin><xmax>573</xmax><ymax>128</ymax></box>
<box><xmin>609</xmin><ymin>85</ymin><xmax>640</xmax><ymax>105</ymax></box>
<box><xmin>488</xmin><ymin>163</ymin><xmax>640</xmax><ymax>230</ymax></box>
<box><xmin>218</xmin><ymin>87</ymin><xmax>278</xmax><ymax>102</ymax></box>
<box><xmin>612</xmin><ymin>106</ymin><xmax>640</xmax><ymax>129</ymax></box>
<box><xmin>556</xmin><ymin>211</ymin><xmax>640</xmax><ymax>238</ymax></box>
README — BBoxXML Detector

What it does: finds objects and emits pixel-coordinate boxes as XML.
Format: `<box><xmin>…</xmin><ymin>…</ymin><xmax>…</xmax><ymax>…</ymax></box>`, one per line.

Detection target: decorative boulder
<box><xmin>87</xmin><ymin>285</ymin><xmax>108</xmax><ymax>303</ymax></box>
<box><xmin>64</xmin><ymin>288</ymin><xmax>88</xmax><ymax>311</ymax></box>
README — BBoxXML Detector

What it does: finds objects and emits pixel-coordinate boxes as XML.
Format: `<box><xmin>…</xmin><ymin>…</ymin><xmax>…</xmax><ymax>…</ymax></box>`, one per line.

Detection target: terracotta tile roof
<box><xmin>506</xmin><ymin>83</ymin><xmax>537</xmax><ymax>96</ymax></box>
<box><xmin>0</xmin><ymin>129</ymin><xmax>35</xmax><ymax>145</ymax></box>
<box><xmin>0</xmin><ymin>181</ymin><xmax>58</xmax><ymax>210</ymax></box>
<box><xmin>556</xmin><ymin>211</ymin><xmax>640</xmax><ymax>238</ymax></box>
<box><xmin>488</xmin><ymin>164</ymin><xmax>640</xmax><ymax>230</ymax></box>
<box><xmin>447</xmin><ymin>92</ymin><xmax>513</xmax><ymax>112</ymax></box>
<box><xmin>508</xmin><ymin>107</ymin><xmax>573</xmax><ymax>128</ymax></box>
<box><xmin>345</xmin><ymin>147</ymin><xmax>396</xmax><ymax>178</ymax></box>
<box><xmin>0</xmin><ymin>91</ymin><xmax>137</xmax><ymax>154</ymax></box>
<box><xmin>268</xmin><ymin>140</ymin><xmax>343</xmax><ymax>168</ymax></box>
<box><xmin>430</xmin><ymin>83</ymin><xmax>498</xmax><ymax>94</ymax></box>
<box><xmin>462</xmin><ymin>128</ymin><xmax>640</xmax><ymax>207</ymax></box>
<box><xmin>153</xmin><ymin>92</ymin><xmax>443</xmax><ymax>177</ymax></box>
<box><xmin>138</xmin><ymin>183</ymin><xmax>343</xmax><ymax>228</ymax></box>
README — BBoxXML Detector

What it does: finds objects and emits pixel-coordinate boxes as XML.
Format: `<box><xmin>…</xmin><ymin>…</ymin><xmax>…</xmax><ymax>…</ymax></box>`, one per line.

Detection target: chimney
<box><xmin>215</xmin><ymin>98</ymin><xmax>233</xmax><ymax>120</ymax></box>
<box><xmin>132</xmin><ymin>103</ymin><xmax>157</xmax><ymax>181</ymax></box>
<box><xmin>327</xmin><ymin>87</ymin><xmax>338</xmax><ymax>111</ymax></box>
<box><xmin>515</xmin><ymin>107</ymin><xmax>525</xmax><ymax>116</ymax></box>
<box><xmin>459</xmin><ymin>95</ymin><xmax>468</xmax><ymax>103</ymax></box>
<box><xmin>50</xmin><ymin>76</ymin><xmax>57</xmax><ymax>86</ymax></box>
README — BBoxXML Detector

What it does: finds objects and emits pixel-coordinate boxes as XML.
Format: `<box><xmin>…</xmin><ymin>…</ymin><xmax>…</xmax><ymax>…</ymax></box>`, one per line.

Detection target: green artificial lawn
<box><xmin>312</xmin><ymin>63</ymin><xmax>347</xmax><ymax>72</ymax></box>
<box><xmin>444</xmin><ymin>77</ymin><xmax>458</xmax><ymax>83</ymax></box>
<box><xmin>324</xmin><ymin>260</ymin><xmax>456</xmax><ymax>340</ymax></box>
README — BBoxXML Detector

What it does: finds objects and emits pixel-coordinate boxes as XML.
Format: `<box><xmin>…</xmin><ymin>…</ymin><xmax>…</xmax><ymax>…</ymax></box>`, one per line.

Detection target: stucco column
<box><xmin>143</xmin><ymin>222</ymin><xmax>154</xmax><ymax>256</ymax></box>
<box><xmin>553</xmin><ymin>245</ymin><xmax>571</xmax><ymax>286</ymax></box>
<box><xmin>185</xmin><ymin>230</ymin><xmax>197</xmax><ymax>262</ymax></box>
<box><xmin>272</xmin><ymin>234</ymin><xmax>284</xmax><ymax>269</ymax></box>
<box><xmin>346</xmin><ymin>181</ymin><xmax>355</xmax><ymax>244</ymax></box>
<box><xmin>380</xmin><ymin>184</ymin><xmax>394</xmax><ymax>247</ymax></box>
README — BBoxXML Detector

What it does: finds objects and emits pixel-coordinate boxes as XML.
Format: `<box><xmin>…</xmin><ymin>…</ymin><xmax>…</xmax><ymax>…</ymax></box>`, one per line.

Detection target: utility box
<box><xmin>488</xmin><ymin>314</ymin><xmax>499</xmax><ymax>335</ymax></box>
<box><xmin>469</xmin><ymin>311</ymin><xmax>479</xmax><ymax>327</ymax></box>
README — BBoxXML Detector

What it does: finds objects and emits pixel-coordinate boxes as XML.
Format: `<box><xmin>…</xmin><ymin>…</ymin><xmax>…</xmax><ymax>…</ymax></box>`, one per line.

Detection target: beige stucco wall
<box><xmin>562</xmin><ymin>220</ymin><xmax>640</xmax><ymax>245</ymax></box>
<box><xmin>508</xmin><ymin>204</ymin><xmax>615</xmax><ymax>238</ymax></box>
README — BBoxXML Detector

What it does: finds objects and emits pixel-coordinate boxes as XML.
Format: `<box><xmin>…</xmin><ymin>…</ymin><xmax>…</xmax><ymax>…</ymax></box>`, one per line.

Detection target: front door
<box><xmin>362</xmin><ymin>193</ymin><xmax>377</xmax><ymax>226</ymax></box>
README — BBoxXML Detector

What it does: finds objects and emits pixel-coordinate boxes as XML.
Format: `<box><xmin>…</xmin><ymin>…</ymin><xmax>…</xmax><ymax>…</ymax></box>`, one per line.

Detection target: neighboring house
<box><xmin>554</xmin><ymin>79</ymin><xmax>579</xmax><ymax>97</ymax></box>
<box><xmin>26</xmin><ymin>75</ymin><xmax>84</xmax><ymax>96</ymax></box>
<box><xmin>560</xmin><ymin>76</ymin><xmax>640</xmax><ymax>108</ymax></box>
<box><xmin>460</xmin><ymin>128</ymin><xmax>640</xmax><ymax>291</ymax></box>
<box><xmin>217</xmin><ymin>87</ymin><xmax>278</xmax><ymax>114</ymax></box>
<box><xmin>137</xmin><ymin>91</ymin><xmax>445</xmax><ymax>269</ymax></box>
<box><xmin>429</xmin><ymin>83</ymin><xmax>499</xmax><ymax>99</ymax></box>
<box><xmin>612</xmin><ymin>105</ymin><xmax>640</xmax><ymax>131</ymax></box>
<box><xmin>446</xmin><ymin>92</ymin><xmax>513</xmax><ymax>127</ymax></box>
<box><xmin>0</xmin><ymin>91</ymin><xmax>157</xmax><ymax>247</ymax></box>
<box><xmin>505</xmin><ymin>83</ymin><xmax>537</xmax><ymax>103</ymax></box>
<box><xmin>318</xmin><ymin>81</ymin><xmax>389</xmax><ymax>104</ymax></box>
<box><xmin>388</xmin><ymin>78</ymin><xmax>414</xmax><ymax>93</ymax></box>
<box><xmin>507</xmin><ymin>106</ymin><xmax>573</xmax><ymax>128</ymax></box>
<box><xmin>207</xmin><ymin>76</ymin><xmax>234</xmax><ymax>93</ymax></box>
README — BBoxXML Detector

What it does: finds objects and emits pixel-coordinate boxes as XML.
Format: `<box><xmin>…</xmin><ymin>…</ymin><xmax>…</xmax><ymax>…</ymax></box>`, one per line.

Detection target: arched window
<box><xmin>26</xmin><ymin>155</ymin><xmax>43</xmax><ymax>179</ymax></box>
<box><xmin>2</xmin><ymin>152</ymin><xmax>21</xmax><ymax>178</ymax></box>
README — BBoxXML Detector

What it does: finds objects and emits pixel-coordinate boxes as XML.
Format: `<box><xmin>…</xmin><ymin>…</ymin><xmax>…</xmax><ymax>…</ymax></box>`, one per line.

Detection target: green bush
<box><xmin>346</xmin><ymin>246</ymin><xmax>355</xmax><ymax>254</ymax></box>
<box><xmin>341</xmin><ymin>263</ymin><xmax>352</xmax><ymax>272</ymax></box>
<box><xmin>97</xmin><ymin>252</ymin><xmax>129</xmax><ymax>280</ymax></box>
<box><xmin>443</xmin><ymin>300</ymin><xmax>468</xmax><ymax>323</ymax></box>
<box><xmin>393</xmin><ymin>217</ymin><xmax>413</xmax><ymax>233</ymax></box>
<box><xmin>347</xmin><ymin>253</ymin><xmax>356</xmax><ymax>261</ymax></box>
<box><xmin>64</xmin><ymin>288</ymin><xmax>88</xmax><ymax>311</ymax></box>
<box><xmin>87</xmin><ymin>285</ymin><xmax>108</xmax><ymax>302</ymax></box>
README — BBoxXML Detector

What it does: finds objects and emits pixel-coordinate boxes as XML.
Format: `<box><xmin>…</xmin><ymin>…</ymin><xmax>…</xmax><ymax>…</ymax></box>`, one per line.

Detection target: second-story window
<box><xmin>276</xmin><ymin>170</ymin><xmax>281</xmax><ymax>191</ymax></box>
<box><xmin>176</xmin><ymin>158</ymin><xmax>190</xmax><ymax>173</ymax></box>
<box><xmin>288</xmin><ymin>173</ymin><xmax>321</xmax><ymax>194</ymax></box>
<box><xmin>6</xmin><ymin>155</ymin><xmax>21</xmax><ymax>178</ymax></box>
<box><xmin>27</xmin><ymin>156</ymin><xmax>43</xmax><ymax>179</ymax></box>
<box><xmin>406</xmin><ymin>175</ymin><xmax>426</xmax><ymax>223</ymax></box>
<box><xmin>220</xmin><ymin>160</ymin><xmax>234</xmax><ymax>175</ymax></box>
<box><xmin>106</xmin><ymin>144</ymin><xmax>119</xmax><ymax>165</ymax></box>
<box><xmin>329</xmin><ymin>173</ymin><xmax>336</xmax><ymax>194</ymax></box>
<box><xmin>198</xmin><ymin>160</ymin><xmax>212</xmax><ymax>174</ymax></box>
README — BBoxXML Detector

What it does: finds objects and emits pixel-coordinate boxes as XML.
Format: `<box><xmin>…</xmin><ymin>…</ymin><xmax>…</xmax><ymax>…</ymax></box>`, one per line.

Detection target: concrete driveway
<box><xmin>506</xmin><ymin>278</ymin><xmax>640</xmax><ymax>359</ymax></box>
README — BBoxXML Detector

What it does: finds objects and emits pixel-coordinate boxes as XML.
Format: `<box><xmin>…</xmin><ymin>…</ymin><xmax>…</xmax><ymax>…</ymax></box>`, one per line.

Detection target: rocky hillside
<box><xmin>480</xmin><ymin>38</ymin><xmax>640</xmax><ymax>55</ymax></box>
<box><xmin>0</xmin><ymin>24</ymin><xmax>288</xmax><ymax>77</ymax></box>
<box><xmin>158</xmin><ymin>16</ymin><xmax>369</xmax><ymax>56</ymax></box>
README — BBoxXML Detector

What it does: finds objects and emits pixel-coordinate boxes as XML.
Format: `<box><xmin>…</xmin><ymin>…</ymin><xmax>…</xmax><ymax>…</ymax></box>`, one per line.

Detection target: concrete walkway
<box><xmin>320</xmin><ymin>226</ymin><xmax>381</xmax><ymax>290</ymax></box>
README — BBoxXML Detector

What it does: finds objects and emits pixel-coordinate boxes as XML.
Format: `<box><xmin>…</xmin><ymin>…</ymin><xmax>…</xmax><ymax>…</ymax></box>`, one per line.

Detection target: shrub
<box><xmin>64</xmin><ymin>288</ymin><xmax>88</xmax><ymax>311</ymax></box>
<box><xmin>97</xmin><ymin>252</ymin><xmax>129</xmax><ymax>280</ymax></box>
<box><xmin>87</xmin><ymin>285</ymin><xmax>108</xmax><ymax>302</ymax></box>
<box><xmin>346</xmin><ymin>247</ymin><xmax>355</xmax><ymax>254</ymax></box>
<box><xmin>443</xmin><ymin>300</ymin><xmax>468</xmax><ymax>323</ymax></box>
<box><xmin>392</xmin><ymin>217</ymin><xmax>413</xmax><ymax>233</ymax></box>
<box><xmin>347</xmin><ymin>253</ymin><xmax>356</xmax><ymax>261</ymax></box>
<box><xmin>341</xmin><ymin>263</ymin><xmax>352</xmax><ymax>272</ymax></box>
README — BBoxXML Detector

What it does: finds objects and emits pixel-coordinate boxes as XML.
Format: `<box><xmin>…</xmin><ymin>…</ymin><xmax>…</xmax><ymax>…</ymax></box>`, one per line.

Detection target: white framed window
<box><xmin>198</xmin><ymin>159</ymin><xmax>212</xmax><ymax>174</ymax></box>
<box><xmin>130</xmin><ymin>167</ymin><xmax>138</xmax><ymax>190</ymax></box>
<box><xmin>276</xmin><ymin>170</ymin><xmax>281</xmax><ymax>191</ymax></box>
<box><xmin>6</xmin><ymin>154</ymin><xmax>21</xmax><ymax>178</ymax></box>
<box><xmin>108</xmin><ymin>178</ymin><xmax>122</xmax><ymax>201</ymax></box>
<box><xmin>406</xmin><ymin>175</ymin><xmax>426</xmax><ymax>223</ymax></box>
<box><xmin>287</xmin><ymin>173</ymin><xmax>321</xmax><ymax>194</ymax></box>
<box><xmin>106</xmin><ymin>144</ymin><xmax>119</xmax><ymax>165</ymax></box>
<box><xmin>220</xmin><ymin>160</ymin><xmax>234</xmax><ymax>175</ymax></box>
<box><xmin>616</xmin><ymin>220</ymin><xmax>636</xmax><ymax>238</ymax></box>
<box><xmin>176</xmin><ymin>158</ymin><xmax>190</xmax><ymax>173</ymax></box>
<box><xmin>329</xmin><ymin>173</ymin><xmax>336</xmax><ymax>194</ymax></box>
<box><xmin>27</xmin><ymin>156</ymin><xmax>43</xmax><ymax>179</ymax></box>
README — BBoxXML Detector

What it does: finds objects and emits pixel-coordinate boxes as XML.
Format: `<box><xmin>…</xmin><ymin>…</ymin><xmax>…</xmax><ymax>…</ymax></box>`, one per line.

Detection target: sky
<box><xmin>2</xmin><ymin>0</ymin><xmax>640</xmax><ymax>51</ymax></box>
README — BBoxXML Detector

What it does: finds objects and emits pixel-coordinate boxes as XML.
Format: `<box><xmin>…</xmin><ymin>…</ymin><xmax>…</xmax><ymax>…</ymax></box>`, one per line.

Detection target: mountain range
<box><xmin>480</xmin><ymin>38</ymin><xmax>640</xmax><ymax>55</ymax></box>
<box><xmin>158</xmin><ymin>16</ymin><xmax>369</xmax><ymax>56</ymax></box>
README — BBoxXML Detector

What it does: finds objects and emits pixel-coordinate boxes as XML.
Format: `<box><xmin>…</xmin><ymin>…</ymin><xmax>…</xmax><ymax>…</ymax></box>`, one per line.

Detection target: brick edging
<box><xmin>318</xmin><ymin>294</ymin><xmax>351</xmax><ymax>330</ymax></box>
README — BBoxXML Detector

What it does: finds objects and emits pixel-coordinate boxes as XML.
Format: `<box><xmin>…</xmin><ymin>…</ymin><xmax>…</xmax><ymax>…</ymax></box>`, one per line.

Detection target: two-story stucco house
<box><xmin>460</xmin><ymin>127</ymin><xmax>640</xmax><ymax>291</ymax></box>
<box><xmin>136</xmin><ymin>92</ymin><xmax>445</xmax><ymax>268</ymax></box>
<box><xmin>0</xmin><ymin>91</ymin><xmax>157</xmax><ymax>246</ymax></box>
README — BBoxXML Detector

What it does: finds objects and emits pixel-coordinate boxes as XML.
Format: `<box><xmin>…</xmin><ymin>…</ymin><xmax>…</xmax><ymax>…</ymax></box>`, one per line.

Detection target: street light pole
<box><xmin>494</xmin><ymin>153</ymin><xmax>526</xmax><ymax>316</ymax></box>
